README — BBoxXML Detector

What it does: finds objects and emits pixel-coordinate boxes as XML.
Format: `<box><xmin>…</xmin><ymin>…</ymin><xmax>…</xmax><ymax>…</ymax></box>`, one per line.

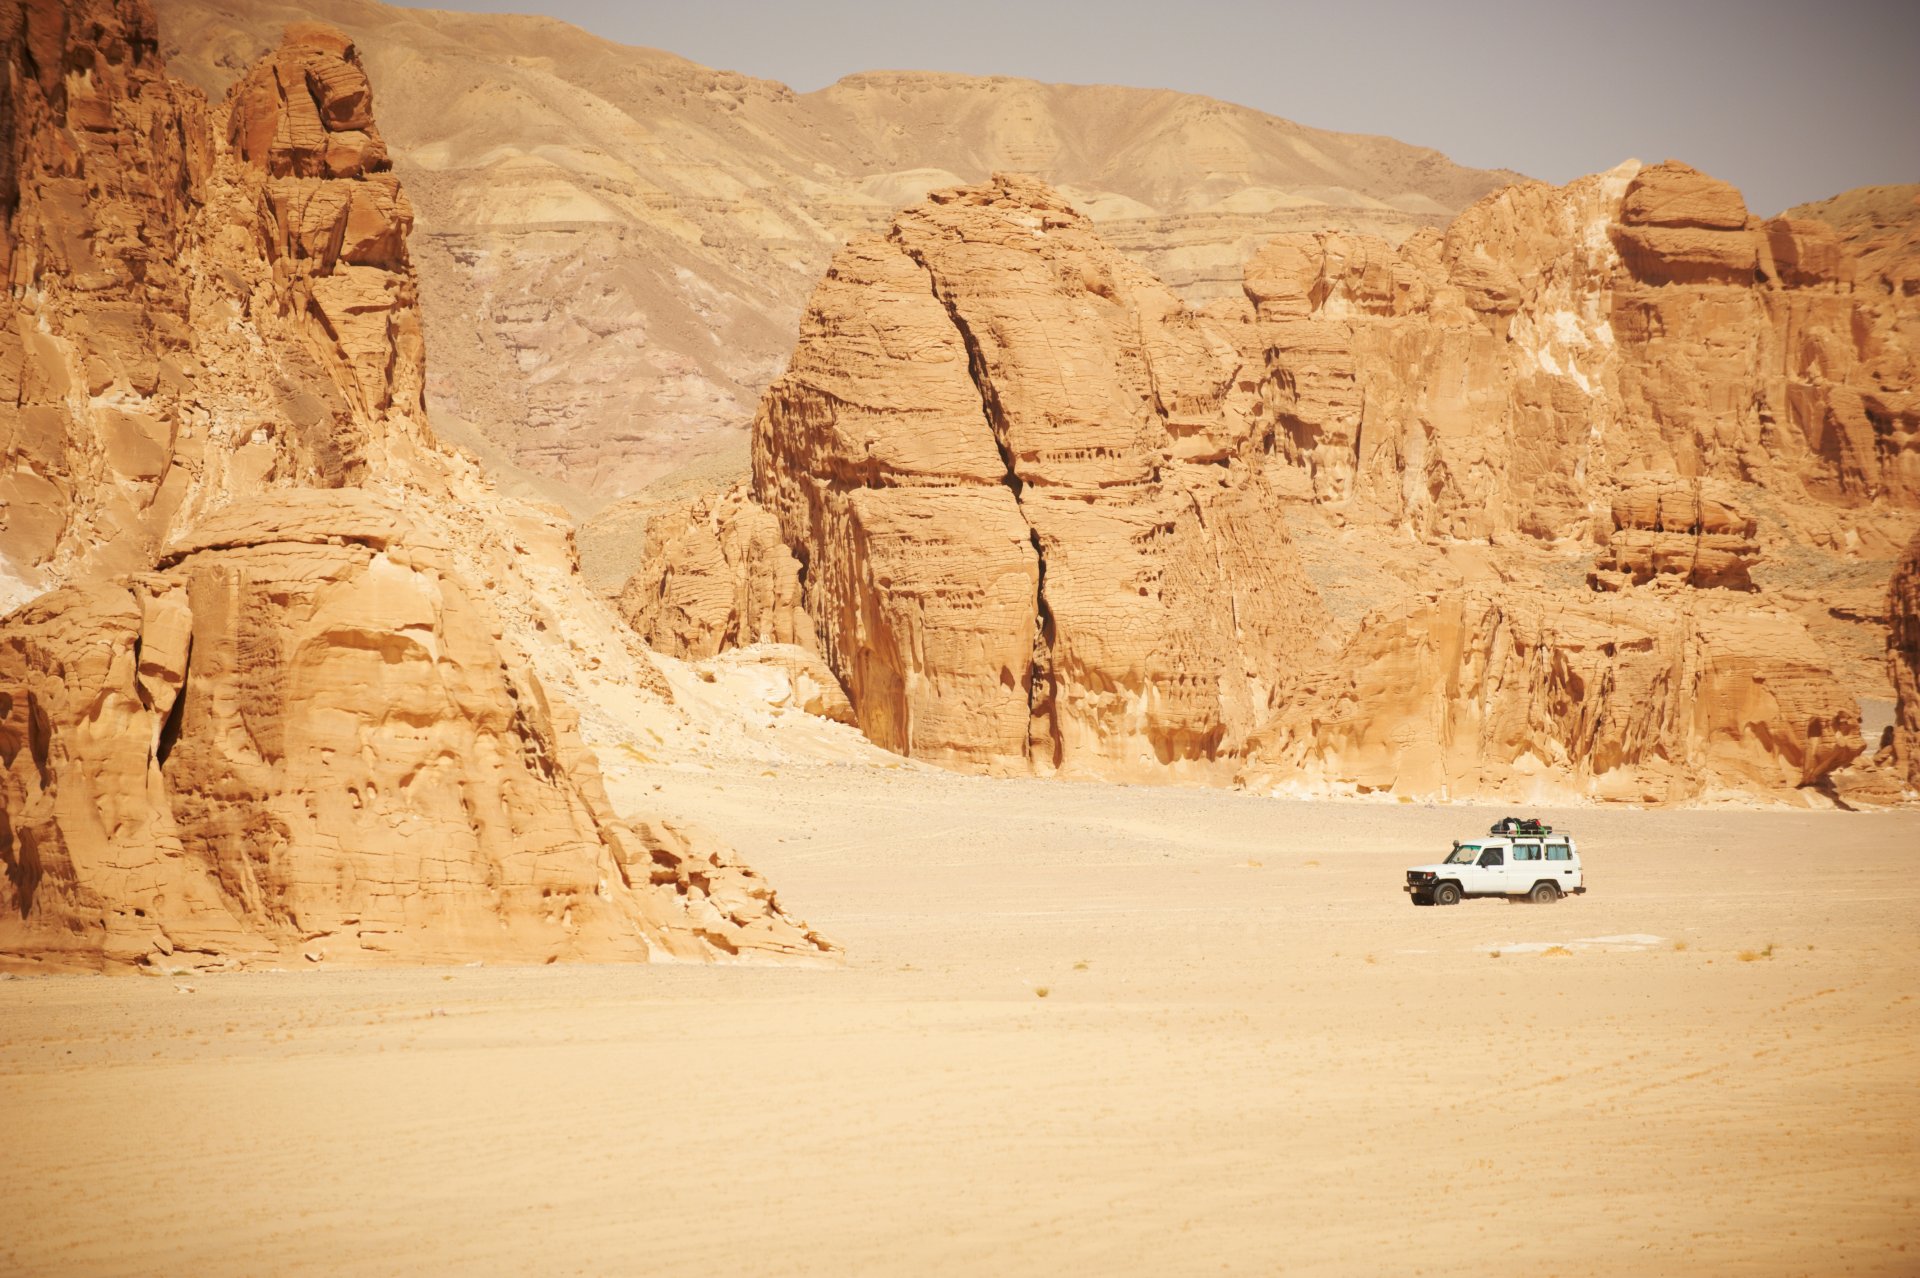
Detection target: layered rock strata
<box><xmin>749</xmin><ymin>175</ymin><xmax>1329</xmax><ymax>776</ymax></box>
<box><xmin>156</xmin><ymin>0</ymin><xmax>1522</xmax><ymax>508</ymax></box>
<box><xmin>639</xmin><ymin>167</ymin><xmax>1914</xmax><ymax>801</ymax></box>
<box><xmin>1245</xmin><ymin>161</ymin><xmax>1919</xmax><ymax>541</ymax></box>
<box><xmin>1247</xmin><ymin>588</ymin><xmax>1862</xmax><ymax>803</ymax></box>
<box><xmin>1590</xmin><ymin>483</ymin><xmax>1758</xmax><ymax>592</ymax></box>
<box><xmin>0</xmin><ymin>1</ymin><xmax>832</xmax><ymax>968</ymax></box>
<box><xmin>617</xmin><ymin>485</ymin><xmax>818</xmax><ymax>660</ymax></box>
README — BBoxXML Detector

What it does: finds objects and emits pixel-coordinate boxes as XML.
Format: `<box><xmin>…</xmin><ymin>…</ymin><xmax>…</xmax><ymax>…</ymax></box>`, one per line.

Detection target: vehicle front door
<box><xmin>1468</xmin><ymin>841</ymin><xmax>1510</xmax><ymax>895</ymax></box>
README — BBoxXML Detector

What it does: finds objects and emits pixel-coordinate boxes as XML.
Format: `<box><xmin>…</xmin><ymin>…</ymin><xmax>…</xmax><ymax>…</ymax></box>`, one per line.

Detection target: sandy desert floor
<box><xmin>2</xmin><ymin>762</ymin><xmax>1916</xmax><ymax>1277</ymax></box>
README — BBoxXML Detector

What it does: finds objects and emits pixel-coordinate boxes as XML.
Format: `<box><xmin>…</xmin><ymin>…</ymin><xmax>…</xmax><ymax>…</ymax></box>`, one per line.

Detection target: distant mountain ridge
<box><xmin>155</xmin><ymin>0</ymin><xmax>1523</xmax><ymax>515</ymax></box>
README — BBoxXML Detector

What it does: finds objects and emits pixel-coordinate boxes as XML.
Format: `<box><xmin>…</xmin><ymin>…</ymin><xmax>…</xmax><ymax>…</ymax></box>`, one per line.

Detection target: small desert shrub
<box><xmin>1034</xmin><ymin>986</ymin><xmax>1050</xmax><ymax>999</ymax></box>
<box><xmin>1672</xmin><ymin>940</ymin><xmax>1688</xmax><ymax>952</ymax></box>
<box><xmin>1542</xmin><ymin>945</ymin><xmax>1574</xmax><ymax>958</ymax></box>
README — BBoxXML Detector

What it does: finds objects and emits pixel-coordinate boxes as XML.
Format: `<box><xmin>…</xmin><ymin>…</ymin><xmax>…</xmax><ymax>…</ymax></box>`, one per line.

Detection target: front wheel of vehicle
<box><xmin>1432</xmin><ymin>882</ymin><xmax>1462</xmax><ymax>907</ymax></box>
<box><xmin>1529</xmin><ymin>882</ymin><xmax>1560</xmax><ymax>904</ymax></box>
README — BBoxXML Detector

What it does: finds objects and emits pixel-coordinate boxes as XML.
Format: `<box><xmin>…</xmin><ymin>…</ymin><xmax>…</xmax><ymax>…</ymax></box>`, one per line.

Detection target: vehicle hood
<box><xmin>1404</xmin><ymin>863</ymin><xmax>1461</xmax><ymax>877</ymax></box>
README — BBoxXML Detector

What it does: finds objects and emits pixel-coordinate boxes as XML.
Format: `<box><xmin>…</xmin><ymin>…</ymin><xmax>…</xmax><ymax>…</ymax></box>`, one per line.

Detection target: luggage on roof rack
<box><xmin>1489</xmin><ymin>816</ymin><xmax>1553</xmax><ymax>836</ymax></box>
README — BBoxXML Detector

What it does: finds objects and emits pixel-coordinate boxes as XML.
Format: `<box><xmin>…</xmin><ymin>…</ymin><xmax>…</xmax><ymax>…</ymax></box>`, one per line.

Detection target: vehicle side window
<box><xmin>1546</xmin><ymin>844</ymin><xmax>1570</xmax><ymax>861</ymax></box>
<box><xmin>1514</xmin><ymin>843</ymin><xmax>1540</xmax><ymax>861</ymax></box>
<box><xmin>1478</xmin><ymin>849</ymin><xmax>1503</xmax><ymax>867</ymax></box>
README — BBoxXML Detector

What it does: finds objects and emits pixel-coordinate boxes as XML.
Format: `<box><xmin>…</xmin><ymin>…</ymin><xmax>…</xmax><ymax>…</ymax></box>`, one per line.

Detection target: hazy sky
<box><xmin>393</xmin><ymin>0</ymin><xmax>1917</xmax><ymax>214</ymax></box>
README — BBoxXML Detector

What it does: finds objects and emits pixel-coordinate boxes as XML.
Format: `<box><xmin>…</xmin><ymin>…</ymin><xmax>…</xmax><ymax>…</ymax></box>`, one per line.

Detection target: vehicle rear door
<box><xmin>1545</xmin><ymin>840</ymin><xmax>1578</xmax><ymax>889</ymax></box>
<box><xmin>1510</xmin><ymin>840</ymin><xmax>1544</xmax><ymax>891</ymax></box>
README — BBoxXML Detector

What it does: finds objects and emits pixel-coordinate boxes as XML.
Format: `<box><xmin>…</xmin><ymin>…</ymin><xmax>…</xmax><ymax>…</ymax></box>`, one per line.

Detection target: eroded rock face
<box><xmin>1892</xmin><ymin>532</ymin><xmax>1920</xmax><ymax>789</ymax></box>
<box><xmin>617</xmin><ymin>485</ymin><xmax>819</xmax><ymax>660</ymax></box>
<box><xmin>0</xmin><ymin>1</ymin><xmax>432</xmax><ymax>608</ymax></box>
<box><xmin>0</xmin><ymin>0</ymin><xmax>210</xmax><ymax>602</ymax></box>
<box><xmin>647</xmin><ymin>168</ymin><xmax>1910</xmax><ymax>801</ymax></box>
<box><xmin>1248</xmin><ymin>161</ymin><xmax>1920</xmax><ymax>538</ymax></box>
<box><xmin>226</xmin><ymin>22</ymin><xmax>422</xmax><ymax>423</ymax></box>
<box><xmin>0</xmin><ymin>493</ymin><xmax>829</xmax><ymax>967</ymax></box>
<box><xmin>1245</xmin><ymin>588</ymin><xmax>1862</xmax><ymax>803</ymax></box>
<box><xmin>1591</xmin><ymin>482</ymin><xmax>1758</xmax><ymax>591</ymax></box>
<box><xmin>746</xmin><ymin>175</ymin><xmax>1329</xmax><ymax>777</ymax></box>
<box><xmin>0</xmin><ymin>3</ymin><xmax>834</xmax><ymax>968</ymax></box>
<box><xmin>1228</xmin><ymin>159</ymin><xmax>1914</xmax><ymax>799</ymax></box>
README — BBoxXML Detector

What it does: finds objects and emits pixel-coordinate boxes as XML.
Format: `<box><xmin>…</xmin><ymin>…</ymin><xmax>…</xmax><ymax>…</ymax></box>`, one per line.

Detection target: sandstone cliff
<box><xmin>1243</xmin><ymin>161</ymin><xmax>1918</xmax><ymax>538</ymax></box>
<box><xmin>1892</xmin><ymin>530</ymin><xmax>1920</xmax><ymax>791</ymax></box>
<box><xmin>636</xmin><ymin>167</ymin><xmax>1917</xmax><ymax>802</ymax></box>
<box><xmin>1231</xmin><ymin>159</ymin><xmax>1915</xmax><ymax>800</ymax></box>
<box><xmin>747</xmin><ymin>176</ymin><xmax>1330</xmax><ymax>777</ymax></box>
<box><xmin>0</xmin><ymin>493</ymin><xmax>826</xmax><ymax>967</ymax></box>
<box><xmin>0</xmin><ymin>6</ymin><xmax>432</xmax><ymax>606</ymax></box>
<box><xmin>1249</xmin><ymin>588</ymin><xmax>1862</xmax><ymax>804</ymax></box>
<box><xmin>0</xmin><ymin>1</ymin><xmax>833</xmax><ymax>969</ymax></box>
<box><xmin>616</xmin><ymin>485</ymin><xmax>818</xmax><ymax>661</ymax></box>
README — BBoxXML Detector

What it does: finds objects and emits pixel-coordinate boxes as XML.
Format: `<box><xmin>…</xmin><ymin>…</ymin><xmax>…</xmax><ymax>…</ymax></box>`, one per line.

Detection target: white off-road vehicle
<box><xmin>1405</xmin><ymin>822</ymin><xmax>1584</xmax><ymax>906</ymax></box>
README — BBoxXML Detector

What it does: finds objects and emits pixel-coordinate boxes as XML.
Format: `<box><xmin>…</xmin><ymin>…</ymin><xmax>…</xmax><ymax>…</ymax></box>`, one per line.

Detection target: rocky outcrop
<box><xmin>226</xmin><ymin>23</ymin><xmax>424</xmax><ymax>427</ymax></box>
<box><xmin>1246</xmin><ymin>588</ymin><xmax>1862</xmax><ymax>803</ymax></box>
<box><xmin>0</xmin><ymin>0</ymin><xmax>211</xmax><ymax>601</ymax></box>
<box><xmin>0</xmin><ymin>493</ymin><xmax>829</xmax><ymax>967</ymax></box>
<box><xmin>1247</xmin><ymin>161</ymin><xmax>1920</xmax><ymax>538</ymax></box>
<box><xmin>650</xmin><ymin>167</ymin><xmax>1909</xmax><ymax>801</ymax></box>
<box><xmin>1591</xmin><ymin>482</ymin><xmax>1758</xmax><ymax>591</ymax></box>
<box><xmin>1892</xmin><ymin>531</ymin><xmax>1920</xmax><ymax>789</ymax></box>
<box><xmin>617</xmin><ymin>485</ymin><xmax>818</xmax><ymax>660</ymax></box>
<box><xmin>0</xmin><ymin>4</ymin><xmax>432</xmax><ymax>607</ymax></box>
<box><xmin>746</xmin><ymin>175</ymin><xmax>1329</xmax><ymax>777</ymax></box>
<box><xmin>0</xmin><ymin>1</ymin><xmax>833</xmax><ymax>968</ymax></box>
<box><xmin>1228</xmin><ymin>160</ymin><xmax>1914</xmax><ymax>799</ymax></box>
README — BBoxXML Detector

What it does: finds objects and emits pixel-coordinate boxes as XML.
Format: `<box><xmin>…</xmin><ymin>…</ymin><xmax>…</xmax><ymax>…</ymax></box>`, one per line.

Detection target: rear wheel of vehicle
<box><xmin>1432</xmin><ymin>882</ymin><xmax>1462</xmax><ymax>907</ymax></box>
<box><xmin>1529</xmin><ymin>881</ymin><xmax>1560</xmax><ymax>904</ymax></box>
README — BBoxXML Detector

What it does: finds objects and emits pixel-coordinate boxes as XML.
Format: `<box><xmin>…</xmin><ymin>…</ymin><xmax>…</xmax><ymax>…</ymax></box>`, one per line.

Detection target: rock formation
<box><xmin>0</xmin><ymin>493</ymin><xmax>826</xmax><ymax>967</ymax></box>
<box><xmin>0</xmin><ymin>0</ymin><xmax>833</xmax><ymax>969</ymax></box>
<box><xmin>1248</xmin><ymin>588</ymin><xmax>1862</xmax><ymax>803</ymax></box>
<box><xmin>1228</xmin><ymin>159</ymin><xmax>1915</xmax><ymax>799</ymax></box>
<box><xmin>1245</xmin><ymin>161</ymin><xmax>1919</xmax><ymax>538</ymax></box>
<box><xmin>1892</xmin><ymin>531</ymin><xmax>1920</xmax><ymax>790</ymax></box>
<box><xmin>1</xmin><ymin>0</ymin><xmax>211</xmax><ymax>601</ymax></box>
<box><xmin>638</xmin><ymin>166</ymin><xmax>1918</xmax><ymax>802</ymax></box>
<box><xmin>617</xmin><ymin>485</ymin><xmax>818</xmax><ymax>661</ymax></box>
<box><xmin>1590</xmin><ymin>483</ymin><xmax>1758</xmax><ymax>592</ymax></box>
<box><xmin>152</xmin><ymin>0</ymin><xmax>1520</xmax><ymax>510</ymax></box>
<box><xmin>0</xmin><ymin>6</ymin><xmax>431</xmax><ymax>605</ymax></box>
<box><xmin>749</xmin><ymin>176</ymin><xmax>1329</xmax><ymax>777</ymax></box>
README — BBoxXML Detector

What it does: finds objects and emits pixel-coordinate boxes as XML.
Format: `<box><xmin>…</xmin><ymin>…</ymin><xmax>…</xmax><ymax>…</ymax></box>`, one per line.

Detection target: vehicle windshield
<box><xmin>1445</xmin><ymin>843</ymin><xmax>1482</xmax><ymax>865</ymax></box>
